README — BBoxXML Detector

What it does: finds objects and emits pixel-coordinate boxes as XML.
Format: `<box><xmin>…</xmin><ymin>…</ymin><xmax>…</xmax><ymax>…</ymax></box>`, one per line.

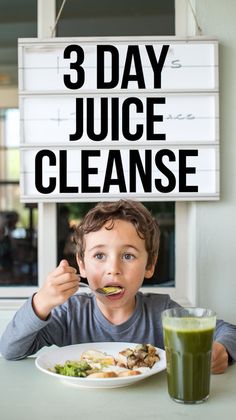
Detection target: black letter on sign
<box><xmin>111</xmin><ymin>97</ymin><xmax>119</xmax><ymax>140</ymax></box>
<box><xmin>155</xmin><ymin>149</ymin><xmax>176</xmax><ymax>193</ymax></box>
<box><xmin>97</xmin><ymin>45</ymin><xmax>119</xmax><ymax>89</ymax></box>
<box><xmin>59</xmin><ymin>150</ymin><xmax>78</xmax><ymax>193</ymax></box>
<box><xmin>70</xmin><ymin>98</ymin><xmax>84</xmax><ymax>141</ymax></box>
<box><xmin>146</xmin><ymin>97</ymin><xmax>166</xmax><ymax>140</ymax></box>
<box><xmin>35</xmin><ymin>150</ymin><xmax>56</xmax><ymax>194</ymax></box>
<box><xmin>146</xmin><ymin>45</ymin><xmax>169</xmax><ymax>88</ymax></box>
<box><xmin>129</xmin><ymin>150</ymin><xmax>152</xmax><ymax>192</ymax></box>
<box><xmin>87</xmin><ymin>98</ymin><xmax>108</xmax><ymax>141</ymax></box>
<box><xmin>122</xmin><ymin>97</ymin><xmax>143</xmax><ymax>141</ymax></box>
<box><xmin>179</xmin><ymin>150</ymin><xmax>198</xmax><ymax>192</ymax></box>
<box><xmin>103</xmin><ymin>150</ymin><xmax>127</xmax><ymax>193</ymax></box>
<box><xmin>121</xmin><ymin>46</ymin><xmax>145</xmax><ymax>89</ymax></box>
<box><xmin>63</xmin><ymin>45</ymin><xmax>85</xmax><ymax>89</ymax></box>
<box><xmin>81</xmin><ymin>150</ymin><xmax>101</xmax><ymax>193</ymax></box>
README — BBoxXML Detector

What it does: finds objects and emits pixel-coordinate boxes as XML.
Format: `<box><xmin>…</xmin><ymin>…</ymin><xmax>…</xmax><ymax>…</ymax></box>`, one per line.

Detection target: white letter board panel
<box><xmin>18</xmin><ymin>36</ymin><xmax>219</xmax><ymax>202</ymax></box>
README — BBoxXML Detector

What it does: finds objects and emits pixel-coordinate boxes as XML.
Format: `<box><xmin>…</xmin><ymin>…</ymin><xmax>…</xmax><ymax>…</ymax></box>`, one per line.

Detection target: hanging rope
<box><xmin>51</xmin><ymin>0</ymin><xmax>68</xmax><ymax>37</ymax></box>
<box><xmin>187</xmin><ymin>0</ymin><xmax>202</xmax><ymax>35</ymax></box>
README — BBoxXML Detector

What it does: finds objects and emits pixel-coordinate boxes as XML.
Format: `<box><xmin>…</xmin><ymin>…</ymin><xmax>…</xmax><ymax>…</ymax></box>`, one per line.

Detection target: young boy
<box><xmin>0</xmin><ymin>200</ymin><xmax>235</xmax><ymax>374</ymax></box>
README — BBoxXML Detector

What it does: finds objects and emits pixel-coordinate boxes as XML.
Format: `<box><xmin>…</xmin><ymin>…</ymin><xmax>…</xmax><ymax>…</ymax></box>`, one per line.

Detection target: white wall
<box><xmin>195</xmin><ymin>0</ymin><xmax>236</xmax><ymax>323</ymax></box>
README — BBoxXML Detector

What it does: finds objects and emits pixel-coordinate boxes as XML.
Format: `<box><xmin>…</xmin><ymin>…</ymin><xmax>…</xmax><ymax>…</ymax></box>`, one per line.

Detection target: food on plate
<box><xmin>51</xmin><ymin>343</ymin><xmax>160</xmax><ymax>378</ymax></box>
<box><xmin>80</xmin><ymin>349</ymin><xmax>115</xmax><ymax>367</ymax></box>
<box><xmin>87</xmin><ymin>371</ymin><xmax>118</xmax><ymax>378</ymax></box>
<box><xmin>53</xmin><ymin>360</ymin><xmax>93</xmax><ymax>377</ymax></box>
<box><xmin>87</xmin><ymin>369</ymin><xmax>141</xmax><ymax>378</ymax></box>
<box><xmin>117</xmin><ymin>369</ymin><xmax>141</xmax><ymax>377</ymax></box>
<box><xmin>116</xmin><ymin>344</ymin><xmax>160</xmax><ymax>369</ymax></box>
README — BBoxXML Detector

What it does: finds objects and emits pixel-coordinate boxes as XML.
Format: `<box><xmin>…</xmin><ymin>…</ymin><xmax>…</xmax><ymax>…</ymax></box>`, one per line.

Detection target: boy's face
<box><xmin>77</xmin><ymin>219</ymin><xmax>156</xmax><ymax>314</ymax></box>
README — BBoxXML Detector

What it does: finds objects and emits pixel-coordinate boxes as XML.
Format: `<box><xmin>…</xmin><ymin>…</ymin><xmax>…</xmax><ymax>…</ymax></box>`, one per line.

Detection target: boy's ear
<box><xmin>76</xmin><ymin>254</ymin><xmax>86</xmax><ymax>277</ymax></box>
<box><xmin>144</xmin><ymin>256</ymin><xmax>157</xmax><ymax>279</ymax></box>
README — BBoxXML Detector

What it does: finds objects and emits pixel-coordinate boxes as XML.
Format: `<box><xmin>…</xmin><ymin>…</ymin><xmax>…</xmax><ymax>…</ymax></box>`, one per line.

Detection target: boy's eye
<box><xmin>123</xmin><ymin>253</ymin><xmax>135</xmax><ymax>260</ymax></box>
<box><xmin>94</xmin><ymin>252</ymin><xmax>105</xmax><ymax>260</ymax></box>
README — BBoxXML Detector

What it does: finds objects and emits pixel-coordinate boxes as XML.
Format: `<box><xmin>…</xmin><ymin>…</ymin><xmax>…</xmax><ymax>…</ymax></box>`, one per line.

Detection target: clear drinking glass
<box><xmin>162</xmin><ymin>307</ymin><xmax>216</xmax><ymax>404</ymax></box>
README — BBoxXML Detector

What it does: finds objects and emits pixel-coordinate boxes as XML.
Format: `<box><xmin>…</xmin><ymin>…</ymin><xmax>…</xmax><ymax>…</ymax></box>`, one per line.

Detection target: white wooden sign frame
<box><xmin>18</xmin><ymin>36</ymin><xmax>219</xmax><ymax>202</ymax></box>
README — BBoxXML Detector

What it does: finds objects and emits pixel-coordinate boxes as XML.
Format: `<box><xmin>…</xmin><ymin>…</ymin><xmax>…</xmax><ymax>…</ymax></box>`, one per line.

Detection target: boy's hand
<box><xmin>32</xmin><ymin>260</ymin><xmax>79</xmax><ymax>320</ymax></box>
<box><xmin>211</xmin><ymin>341</ymin><xmax>229</xmax><ymax>374</ymax></box>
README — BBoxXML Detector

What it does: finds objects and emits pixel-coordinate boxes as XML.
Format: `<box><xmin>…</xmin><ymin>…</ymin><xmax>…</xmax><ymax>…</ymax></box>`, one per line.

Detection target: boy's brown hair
<box><xmin>74</xmin><ymin>200</ymin><xmax>160</xmax><ymax>268</ymax></box>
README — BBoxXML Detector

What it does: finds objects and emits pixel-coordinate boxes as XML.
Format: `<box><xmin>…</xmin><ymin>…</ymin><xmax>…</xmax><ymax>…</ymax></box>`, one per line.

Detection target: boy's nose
<box><xmin>106</xmin><ymin>256</ymin><xmax>121</xmax><ymax>276</ymax></box>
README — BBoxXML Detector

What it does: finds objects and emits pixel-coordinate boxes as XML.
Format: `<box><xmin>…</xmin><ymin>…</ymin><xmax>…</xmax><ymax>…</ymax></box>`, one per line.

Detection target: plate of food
<box><xmin>35</xmin><ymin>342</ymin><xmax>166</xmax><ymax>388</ymax></box>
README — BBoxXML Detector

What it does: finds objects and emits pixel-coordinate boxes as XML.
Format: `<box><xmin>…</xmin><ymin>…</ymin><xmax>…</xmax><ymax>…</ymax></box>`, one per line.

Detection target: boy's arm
<box><xmin>0</xmin><ymin>260</ymin><xmax>79</xmax><ymax>360</ymax></box>
<box><xmin>0</xmin><ymin>296</ymin><xmax>54</xmax><ymax>360</ymax></box>
<box><xmin>212</xmin><ymin>319</ymin><xmax>236</xmax><ymax>373</ymax></box>
<box><xmin>211</xmin><ymin>341</ymin><xmax>229</xmax><ymax>373</ymax></box>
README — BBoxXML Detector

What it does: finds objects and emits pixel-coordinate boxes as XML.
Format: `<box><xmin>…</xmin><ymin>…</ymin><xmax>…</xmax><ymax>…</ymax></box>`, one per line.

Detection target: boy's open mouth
<box><xmin>96</xmin><ymin>285</ymin><xmax>125</xmax><ymax>296</ymax></box>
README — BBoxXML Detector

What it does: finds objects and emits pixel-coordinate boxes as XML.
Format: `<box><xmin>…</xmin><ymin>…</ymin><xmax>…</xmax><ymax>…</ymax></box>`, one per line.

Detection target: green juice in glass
<box><xmin>162</xmin><ymin>308</ymin><xmax>216</xmax><ymax>404</ymax></box>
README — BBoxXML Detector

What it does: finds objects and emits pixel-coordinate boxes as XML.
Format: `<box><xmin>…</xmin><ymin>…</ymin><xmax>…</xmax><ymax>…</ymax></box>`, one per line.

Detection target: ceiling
<box><xmin>0</xmin><ymin>0</ymin><xmax>174</xmax><ymax>87</ymax></box>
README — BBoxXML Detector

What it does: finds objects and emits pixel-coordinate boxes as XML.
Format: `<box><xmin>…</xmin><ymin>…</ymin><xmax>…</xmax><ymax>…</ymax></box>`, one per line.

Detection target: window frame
<box><xmin>0</xmin><ymin>0</ymin><xmax>197</xmax><ymax>308</ymax></box>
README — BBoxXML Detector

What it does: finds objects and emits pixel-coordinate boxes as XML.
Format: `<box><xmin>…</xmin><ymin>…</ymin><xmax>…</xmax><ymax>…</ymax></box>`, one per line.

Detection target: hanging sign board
<box><xmin>18</xmin><ymin>36</ymin><xmax>219</xmax><ymax>202</ymax></box>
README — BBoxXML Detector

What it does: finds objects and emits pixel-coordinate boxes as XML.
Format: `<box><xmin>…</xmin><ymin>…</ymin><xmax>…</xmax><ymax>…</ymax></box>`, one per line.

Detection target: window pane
<box><xmin>0</xmin><ymin>149</ymin><xmax>19</xmax><ymax>180</ymax></box>
<box><xmin>5</xmin><ymin>109</ymin><xmax>20</xmax><ymax>148</ymax></box>
<box><xmin>0</xmin><ymin>185</ymin><xmax>38</xmax><ymax>286</ymax></box>
<box><xmin>57</xmin><ymin>202</ymin><xmax>175</xmax><ymax>287</ymax></box>
<box><xmin>0</xmin><ymin>108</ymin><xmax>20</xmax><ymax>181</ymax></box>
<box><xmin>144</xmin><ymin>202</ymin><xmax>175</xmax><ymax>286</ymax></box>
<box><xmin>56</xmin><ymin>0</ymin><xmax>175</xmax><ymax>36</ymax></box>
<box><xmin>0</xmin><ymin>106</ymin><xmax>38</xmax><ymax>287</ymax></box>
<box><xmin>0</xmin><ymin>3</ymin><xmax>37</xmax><ymax>85</ymax></box>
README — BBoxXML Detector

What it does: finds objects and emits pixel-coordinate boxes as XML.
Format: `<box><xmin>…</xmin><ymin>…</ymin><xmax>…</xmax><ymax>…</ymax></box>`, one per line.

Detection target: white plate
<box><xmin>35</xmin><ymin>342</ymin><xmax>166</xmax><ymax>388</ymax></box>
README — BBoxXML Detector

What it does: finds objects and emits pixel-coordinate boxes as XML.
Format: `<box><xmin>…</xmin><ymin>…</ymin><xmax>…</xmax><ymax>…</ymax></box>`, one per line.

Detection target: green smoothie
<box><xmin>163</xmin><ymin>315</ymin><xmax>216</xmax><ymax>403</ymax></box>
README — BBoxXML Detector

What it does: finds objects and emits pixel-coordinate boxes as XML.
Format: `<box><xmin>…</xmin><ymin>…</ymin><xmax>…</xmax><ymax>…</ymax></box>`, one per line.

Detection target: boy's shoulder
<box><xmin>137</xmin><ymin>291</ymin><xmax>177</xmax><ymax>310</ymax></box>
